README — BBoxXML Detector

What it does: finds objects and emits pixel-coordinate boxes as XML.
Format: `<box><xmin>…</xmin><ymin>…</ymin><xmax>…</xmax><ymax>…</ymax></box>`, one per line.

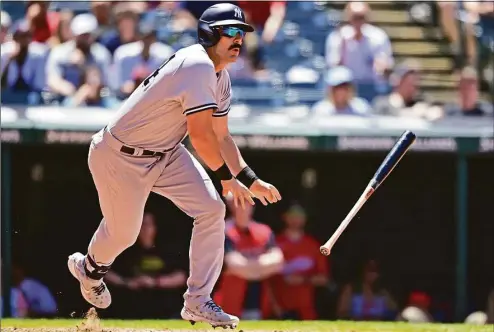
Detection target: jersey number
<box><xmin>142</xmin><ymin>53</ymin><xmax>176</xmax><ymax>89</ymax></box>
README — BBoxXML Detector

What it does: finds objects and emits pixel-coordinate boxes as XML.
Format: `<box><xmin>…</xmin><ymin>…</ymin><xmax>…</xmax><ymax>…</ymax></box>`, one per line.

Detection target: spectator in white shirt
<box><xmin>45</xmin><ymin>13</ymin><xmax>111</xmax><ymax>104</ymax></box>
<box><xmin>113</xmin><ymin>22</ymin><xmax>173</xmax><ymax>100</ymax></box>
<box><xmin>0</xmin><ymin>20</ymin><xmax>48</xmax><ymax>105</ymax></box>
<box><xmin>311</xmin><ymin>66</ymin><xmax>371</xmax><ymax>117</ymax></box>
<box><xmin>1</xmin><ymin>10</ymin><xmax>12</xmax><ymax>44</ymax></box>
<box><xmin>372</xmin><ymin>60</ymin><xmax>444</xmax><ymax>121</ymax></box>
<box><xmin>325</xmin><ymin>2</ymin><xmax>394</xmax><ymax>101</ymax></box>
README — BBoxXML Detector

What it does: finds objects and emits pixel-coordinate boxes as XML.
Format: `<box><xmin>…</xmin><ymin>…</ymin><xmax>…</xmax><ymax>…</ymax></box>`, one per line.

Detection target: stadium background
<box><xmin>1</xmin><ymin>0</ymin><xmax>493</xmax><ymax>326</ymax></box>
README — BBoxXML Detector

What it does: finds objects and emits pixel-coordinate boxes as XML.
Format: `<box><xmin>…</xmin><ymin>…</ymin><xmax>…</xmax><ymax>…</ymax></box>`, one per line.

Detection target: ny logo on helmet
<box><xmin>234</xmin><ymin>7</ymin><xmax>242</xmax><ymax>19</ymax></box>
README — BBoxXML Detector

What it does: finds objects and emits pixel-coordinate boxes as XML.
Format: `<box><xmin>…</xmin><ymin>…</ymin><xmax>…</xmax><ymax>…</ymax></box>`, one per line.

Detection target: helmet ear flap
<box><xmin>198</xmin><ymin>20</ymin><xmax>221</xmax><ymax>47</ymax></box>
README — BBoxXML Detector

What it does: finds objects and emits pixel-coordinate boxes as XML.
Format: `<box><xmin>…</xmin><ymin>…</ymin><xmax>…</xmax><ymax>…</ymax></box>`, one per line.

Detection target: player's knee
<box><xmin>198</xmin><ymin>197</ymin><xmax>226</xmax><ymax>222</ymax></box>
<box><xmin>105</xmin><ymin>220</ymin><xmax>140</xmax><ymax>249</ymax></box>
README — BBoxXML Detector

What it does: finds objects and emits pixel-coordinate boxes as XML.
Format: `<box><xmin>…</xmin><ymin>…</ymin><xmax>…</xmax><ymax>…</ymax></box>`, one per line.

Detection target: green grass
<box><xmin>2</xmin><ymin>319</ymin><xmax>493</xmax><ymax>332</ymax></box>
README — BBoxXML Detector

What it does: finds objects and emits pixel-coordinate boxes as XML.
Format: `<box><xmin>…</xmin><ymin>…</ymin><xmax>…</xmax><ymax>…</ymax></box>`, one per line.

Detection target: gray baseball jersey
<box><xmin>107</xmin><ymin>43</ymin><xmax>232</xmax><ymax>151</ymax></box>
<box><xmin>84</xmin><ymin>43</ymin><xmax>233</xmax><ymax>306</ymax></box>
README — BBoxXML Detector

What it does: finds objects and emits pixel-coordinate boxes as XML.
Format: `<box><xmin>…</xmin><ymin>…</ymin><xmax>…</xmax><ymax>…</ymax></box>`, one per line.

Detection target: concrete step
<box><xmin>382</xmin><ymin>25</ymin><xmax>442</xmax><ymax>41</ymax></box>
<box><xmin>393</xmin><ymin>41</ymin><xmax>450</xmax><ymax>56</ymax></box>
<box><xmin>371</xmin><ymin>9</ymin><xmax>411</xmax><ymax>24</ymax></box>
<box><xmin>421</xmin><ymin>78</ymin><xmax>456</xmax><ymax>89</ymax></box>
<box><xmin>395</xmin><ymin>56</ymin><xmax>453</xmax><ymax>72</ymax></box>
<box><xmin>423</xmin><ymin>90</ymin><xmax>491</xmax><ymax>104</ymax></box>
<box><xmin>421</xmin><ymin>73</ymin><xmax>458</xmax><ymax>83</ymax></box>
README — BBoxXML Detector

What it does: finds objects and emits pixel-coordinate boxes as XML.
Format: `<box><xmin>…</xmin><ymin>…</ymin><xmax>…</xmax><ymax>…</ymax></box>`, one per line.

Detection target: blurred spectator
<box><xmin>464</xmin><ymin>1</ymin><xmax>494</xmax><ymax>89</ymax></box>
<box><xmin>436</xmin><ymin>0</ymin><xmax>478</xmax><ymax>68</ymax></box>
<box><xmin>46</xmin><ymin>10</ymin><xmax>73</xmax><ymax>47</ymax></box>
<box><xmin>1</xmin><ymin>20</ymin><xmax>48</xmax><ymax>105</ymax></box>
<box><xmin>396</xmin><ymin>291</ymin><xmax>434</xmax><ymax>323</ymax></box>
<box><xmin>105</xmin><ymin>212</ymin><xmax>187</xmax><ymax>319</ymax></box>
<box><xmin>98</xmin><ymin>7</ymin><xmax>140</xmax><ymax>55</ymax></box>
<box><xmin>444</xmin><ymin>66</ymin><xmax>493</xmax><ymax>116</ymax></box>
<box><xmin>336</xmin><ymin>259</ymin><xmax>398</xmax><ymax>321</ymax></box>
<box><xmin>1</xmin><ymin>10</ymin><xmax>12</xmax><ymax>44</ymax></box>
<box><xmin>128</xmin><ymin>65</ymin><xmax>152</xmax><ymax>94</ymax></box>
<box><xmin>114</xmin><ymin>1</ymin><xmax>149</xmax><ymax>15</ymax></box>
<box><xmin>91</xmin><ymin>1</ymin><xmax>113</xmax><ymax>32</ymax></box>
<box><xmin>238</xmin><ymin>1</ymin><xmax>286</xmax><ymax>44</ymax></box>
<box><xmin>227</xmin><ymin>46</ymin><xmax>271</xmax><ymax>81</ymax></box>
<box><xmin>22</xmin><ymin>1</ymin><xmax>60</xmax><ymax>43</ymax></box>
<box><xmin>62</xmin><ymin>64</ymin><xmax>118</xmax><ymax>108</ymax></box>
<box><xmin>372</xmin><ymin>60</ymin><xmax>444</xmax><ymax>120</ymax></box>
<box><xmin>214</xmin><ymin>195</ymin><xmax>284</xmax><ymax>320</ymax></box>
<box><xmin>325</xmin><ymin>2</ymin><xmax>394</xmax><ymax>101</ymax></box>
<box><xmin>1</xmin><ymin>287</ymin><xmax>29</xmax><ymax>318</ymax></box>
<box><xmin>10</xmin><ymin>263</ymin><xmax>57</xmax><ymax>317</ymax></box>
<box><xmin>272</xmin><ymin>203</ymin><xmax>329</xmax><ymax>320</ymax></box>
<box><xmin>311</xmin><ymin>66</ymin><xmax>371</xmax><ymax>117</ymax></box>
<box><xmin>112</xmin><ymin>22</ymin><xmax>173</xmax><ymax>99</ymax></box>
<box><xmin>45</xmin><ymin>13</ymin><xmax>111</xmax><ymax>103</ymax></box>
<box><xmin>141</xmin><ymin>1</ymin><xmax>197</xmax><ymax>34</ymax></box>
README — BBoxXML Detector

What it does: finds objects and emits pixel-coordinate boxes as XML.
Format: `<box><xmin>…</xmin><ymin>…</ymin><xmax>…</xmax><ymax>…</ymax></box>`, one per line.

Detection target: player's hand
<box><xmin>127</xmin><ymin>278</ymin><xmax>142</xmax><ymax>290</ymax></box>
<box><xmin>138</xmin><ymin>275</ymin><xmax>156</xmax><ymax>288</ymax></box>
<box><xmin>221</xmin><ymin>178</ymin><xmax>255</xmax><ymax>210</ymax></box>
<box><xmin>249</xmin><ymin>179</ymin><xmax>282</xmax><ymax>206</ymax></box>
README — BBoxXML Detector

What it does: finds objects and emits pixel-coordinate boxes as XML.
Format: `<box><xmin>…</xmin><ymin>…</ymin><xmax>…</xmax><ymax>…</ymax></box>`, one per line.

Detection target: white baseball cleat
<box><xmin>67</xmin><ymin>252</ymin><xmax>111</xmax><ymax>309</ymax></box>
<box><xmin>181</xmin><ymin>299</ymin><xmax>239</xmax><ymax>329</ymax></box>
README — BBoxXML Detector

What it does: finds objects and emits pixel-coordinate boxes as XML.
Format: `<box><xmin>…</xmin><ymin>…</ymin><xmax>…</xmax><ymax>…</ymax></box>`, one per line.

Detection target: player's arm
<box><xmin>105</xmin><ymin>270</ymin><xmax>126</xmax><ymax>286</ymax></box>
<box><xmin>212</xmin><ymin>114</ymin><xmax>248</xmax><ymax>176</ymax></box>
<box><xmin>212</xmin><ymin>114</ymin><xmax>281</xmax><ymax>205</ymax></box>
<box><xmin>156</xmin><ymin>270</ymin><xmax>187</xmax><ymax>288</ymax></box>
<box><xmin>182</xmin><ymin>62</ymin><xmax>254</xmax><ymax>206</ymax></box>
<box><xmin>187</xmin><ymin>110</ymin><xmax>227</xmax><ymax>172</ymax></box>
<box><xmin>224</xmin><ymin>236</ymin><xmax>260</xmax><ymax>280</ymax></box>
<box><xmin>254</xmin><ymin>232</ymin><xmax>284</xmax><ymax>278</ymax></box>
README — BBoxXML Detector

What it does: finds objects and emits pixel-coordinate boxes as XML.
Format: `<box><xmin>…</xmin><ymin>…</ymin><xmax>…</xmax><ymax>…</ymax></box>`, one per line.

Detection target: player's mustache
<box><xmin>229</xmin><ymin>43</ymin><xmax>242</xmax><ymax>50</ymax></box>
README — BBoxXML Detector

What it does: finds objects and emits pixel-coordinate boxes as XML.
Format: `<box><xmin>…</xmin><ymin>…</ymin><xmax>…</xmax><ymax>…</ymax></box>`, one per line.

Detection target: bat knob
<box><xmin>320</xmin><ymin>246</ymin><xmax>330</xmax><ymax>256</ymax></box>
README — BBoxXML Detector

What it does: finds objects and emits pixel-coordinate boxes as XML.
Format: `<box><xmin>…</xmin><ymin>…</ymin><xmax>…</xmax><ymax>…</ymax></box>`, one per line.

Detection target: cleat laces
<box><xmin>92</xmin><ymin>284</ymin><xmax>106</xmax><ymax>296</ymax></box>
<box><xmin>204</xmin><ymin>300</ymin><xmax>222</xmax><ymax>313</ymax></box>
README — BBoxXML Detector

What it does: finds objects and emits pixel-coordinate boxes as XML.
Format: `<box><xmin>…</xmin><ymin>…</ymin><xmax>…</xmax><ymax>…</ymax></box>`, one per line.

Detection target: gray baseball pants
<box><xmin>86</xmin><ymin>127</ymin><xmax>226</xmax><ymax>303</ymax></box>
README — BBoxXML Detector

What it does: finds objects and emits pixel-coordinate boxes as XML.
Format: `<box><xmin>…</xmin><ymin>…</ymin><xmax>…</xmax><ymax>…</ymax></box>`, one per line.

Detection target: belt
<box><xmin>119</xmin><ymin>145</ymin><xmax>167</xmax><ymax>157</ymax></box>
<box><xmin>102</xmin><ymin>127</ymin><xmax>174</xmax><ymax>158</ymax></box>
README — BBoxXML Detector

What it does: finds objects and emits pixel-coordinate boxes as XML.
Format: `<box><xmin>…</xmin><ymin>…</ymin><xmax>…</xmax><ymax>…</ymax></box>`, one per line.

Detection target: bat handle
<box><xmin>320</xmin><ymin>246</ymin><xmax>331</xmax><ymax>256</ymax></box>
<box><xmin>319</xmin><ymin>186</ymin><xmax>375</xmax><ymax>256</ymax></box>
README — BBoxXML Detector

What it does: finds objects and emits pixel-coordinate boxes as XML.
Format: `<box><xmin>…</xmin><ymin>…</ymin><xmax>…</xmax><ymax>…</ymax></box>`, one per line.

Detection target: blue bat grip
<box><xmin>370</xmin><ymin>130</ymin><xmax>416</xmax><ymax>189</ymax></box>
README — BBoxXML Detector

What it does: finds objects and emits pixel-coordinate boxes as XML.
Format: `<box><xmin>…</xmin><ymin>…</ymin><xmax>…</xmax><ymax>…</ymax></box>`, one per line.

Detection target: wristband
<box><xmin>214</xmin><ymin>162</ymin><xmax>233</xmax><ymax>181</ymax></box>
<box><xmin>236</xmin><ymin>166</ymin><xmax>259</xmax><ymax>188</ymax></box>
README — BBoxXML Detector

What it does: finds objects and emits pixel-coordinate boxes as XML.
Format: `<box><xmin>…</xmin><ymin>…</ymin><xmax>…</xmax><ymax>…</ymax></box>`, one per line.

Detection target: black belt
<box><xmin>120</xmin><ymin>145</ymin><xmax>173</xmax><ymax>157</ymax></box>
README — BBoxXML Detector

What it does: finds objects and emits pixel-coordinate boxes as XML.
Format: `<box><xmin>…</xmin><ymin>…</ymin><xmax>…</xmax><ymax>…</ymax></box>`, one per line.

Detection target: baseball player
<box><xmin>67</xmin><ymin>3</ymin><xmax>281</xmax><ymax>329</ymax></box>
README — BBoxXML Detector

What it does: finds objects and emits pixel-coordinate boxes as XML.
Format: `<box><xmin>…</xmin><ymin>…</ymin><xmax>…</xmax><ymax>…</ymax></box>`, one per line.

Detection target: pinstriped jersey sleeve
<box><xmin>214</xmin><ymin>70</ymin><xmax>232</xmax><ymax>117</ymax></box>
<box><xmin>180</xmin><ymin>58</ymin><xmax>218</xmax><ymax>116</ymax></box>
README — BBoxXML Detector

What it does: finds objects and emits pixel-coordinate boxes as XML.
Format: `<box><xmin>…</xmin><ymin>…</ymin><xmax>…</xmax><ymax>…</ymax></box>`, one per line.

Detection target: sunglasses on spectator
<box><xmin>221</xmin><ymin>27</ymin><xmax>246</xmax><ymax>38</ymax></box>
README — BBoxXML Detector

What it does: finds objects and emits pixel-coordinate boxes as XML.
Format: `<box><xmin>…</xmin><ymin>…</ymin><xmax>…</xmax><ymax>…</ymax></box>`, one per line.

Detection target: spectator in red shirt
<box><xmin>214</xmin><ymin>195</ymin><xmax>284</xmax><ymax>320</ymax></box>
<box><xmin>23</xmin><ymin>1</ymin><xmax>59</xmax><ymax>43</ymax></box>
<box><xmin>237</xmin><ymin>1</ymin><xmax>286</xmax><ymax>44</ymax></box>
<box><xmin>273</xmin><ymin>203</ymin><xmax>329</xmax><ymax>320</ymax></box>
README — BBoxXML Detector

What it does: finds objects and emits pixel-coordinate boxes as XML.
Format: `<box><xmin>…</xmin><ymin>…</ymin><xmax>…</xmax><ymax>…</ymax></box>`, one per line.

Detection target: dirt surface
<box><xmin>1</xmin><ymin>329</ymin><xmax>271</xmax><ymax>332</ymax></box>
<box><xmin>2</xmin><ymin>309</ymin><xmax>271</xmax><ymax>332</ymax></box>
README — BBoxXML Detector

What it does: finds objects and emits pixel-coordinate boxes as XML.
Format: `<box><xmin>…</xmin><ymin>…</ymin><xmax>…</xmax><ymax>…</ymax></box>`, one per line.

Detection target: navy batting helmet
<box><xmin>198</xmin><ymin>3</ymin><xmax>254</xmax><ymax>48</ymax></box>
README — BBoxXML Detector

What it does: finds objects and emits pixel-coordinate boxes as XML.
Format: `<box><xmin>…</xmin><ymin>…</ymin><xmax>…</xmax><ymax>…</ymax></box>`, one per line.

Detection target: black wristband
<box><xmin>236</xmin><ymin>166</ymin><xmax>259</xmax><ymax>188</ymax></box>
<box><xmin>214</xmin><ymin>162</ymin><xmax>233</xmax><ymax>181</ymax></box>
